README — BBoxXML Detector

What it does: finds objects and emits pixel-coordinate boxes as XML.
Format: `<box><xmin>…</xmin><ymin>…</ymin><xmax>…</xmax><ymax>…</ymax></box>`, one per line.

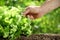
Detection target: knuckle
<box><xmin>25</xmin><ymin>7</ymin><xmax>31</xmax><ymax>10</ymax></box>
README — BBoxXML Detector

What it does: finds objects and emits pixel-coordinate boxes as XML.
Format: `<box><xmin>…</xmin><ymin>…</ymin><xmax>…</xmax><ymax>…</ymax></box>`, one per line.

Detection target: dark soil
<box><xmin>0</xmin><ymin>34</ymin><xmax>60</xmax><ymax>40</ymax></box>
<box><xmin>17</xmin><ymin>34</ymin><xmax>60</xmax><ymax>40</ymax></box>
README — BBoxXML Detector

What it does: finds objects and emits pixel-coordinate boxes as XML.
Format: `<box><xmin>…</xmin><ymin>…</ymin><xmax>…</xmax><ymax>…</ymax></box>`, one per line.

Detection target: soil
<box><xmin>0</xmin><ymin>34</ymin><xmax>60</xmax><ymax>40</ymax></box>
<box><xmin>17</xmin><ymin>34</ymin><xmax>60</xmax><ymax>40</ymax></box>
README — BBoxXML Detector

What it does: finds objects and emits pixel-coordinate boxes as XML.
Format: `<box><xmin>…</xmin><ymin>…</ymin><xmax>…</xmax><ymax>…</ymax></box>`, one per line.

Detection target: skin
<box><xmin>23</xmin><ymin>0</ymin><xmax>60</xmax><ymax>19</ymax></box>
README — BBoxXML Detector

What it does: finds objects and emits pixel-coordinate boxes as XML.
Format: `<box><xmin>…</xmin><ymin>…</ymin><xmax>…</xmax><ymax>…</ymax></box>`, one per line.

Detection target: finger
<box><xmin>25</xmin><ymin>7</ymin><xmax>30</xmax><ymax>10</ymax></box>
<box><xmin>32</xmin><ymin>14</ymin><xmax>37</xmax><ymax>19</ymax></box>
<box><xmin>23</xmin><ymin>9</ymin><xmax>30</xmax><ymax>16</ymax></box>
<box><xmin>32</xmin><ymin>14</ymin><xmax>40</xmax><ymax>19</ymax></box>
<box><xmin>30</xmin><ymin>15</ymin><xmax>34</xmax><ymax>20</ymax></box>
<box><xmin>27</xmin><ymin>15</ymin><xmax>34</xmax><ymax>20</ymax></box>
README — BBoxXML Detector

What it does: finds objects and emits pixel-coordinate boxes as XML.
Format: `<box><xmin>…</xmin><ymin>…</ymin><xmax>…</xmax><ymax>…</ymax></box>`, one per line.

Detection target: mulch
<box><xmin>19</xmin><ymin>34</ymin><xmax>60</xmax><ymax>40</ymax></box>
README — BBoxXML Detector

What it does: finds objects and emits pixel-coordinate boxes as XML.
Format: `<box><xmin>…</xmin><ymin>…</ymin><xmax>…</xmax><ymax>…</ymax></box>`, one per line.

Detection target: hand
<box><xmin>23</xmin><ymin>6</ymin><xmax>43</xmax><ymax>19</ymax></box>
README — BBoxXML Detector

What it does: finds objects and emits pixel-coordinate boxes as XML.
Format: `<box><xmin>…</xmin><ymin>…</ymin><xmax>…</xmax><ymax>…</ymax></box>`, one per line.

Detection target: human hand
<box><xmin>23</xmin><ymin>6</ymin><xmax>43</xmax><ymax>19</ymax></box>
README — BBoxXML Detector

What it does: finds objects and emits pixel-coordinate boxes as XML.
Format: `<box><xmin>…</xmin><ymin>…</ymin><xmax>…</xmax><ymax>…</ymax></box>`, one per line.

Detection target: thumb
<box><xmin>23</xmin><ymin>9</ymin><xmax>30</xmax><ymax>16</ymax></box>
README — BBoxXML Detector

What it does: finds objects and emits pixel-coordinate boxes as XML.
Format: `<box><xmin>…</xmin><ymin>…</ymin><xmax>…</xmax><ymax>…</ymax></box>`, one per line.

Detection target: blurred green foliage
<box><xmin>0</xmin><ymin>6</ymin><xmax>32</xmax><ymax>40</ymax></box>
<box><xmin>0</xmin><ymin>0</ymin><xmax>60</xmax><ymax>40</ymax></box>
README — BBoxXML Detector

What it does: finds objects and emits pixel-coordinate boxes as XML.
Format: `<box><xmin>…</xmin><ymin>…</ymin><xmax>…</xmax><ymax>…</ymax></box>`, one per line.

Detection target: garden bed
<box><xmin>17</xmin><ymin>34</ymin><xmax>60</xmax><ymax>40</ymax></box>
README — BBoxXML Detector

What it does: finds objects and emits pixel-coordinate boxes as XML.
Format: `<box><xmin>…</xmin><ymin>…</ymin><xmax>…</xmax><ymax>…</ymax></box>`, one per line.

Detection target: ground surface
<box><xmin>19</xmin><ymin>34</ymin><xmax>60</xmax><ymax>40</ymax></box>
<box><xmin>0</xmin><ymin>34</ymin><xmax>60</xmax><ymax>40</ymax></box>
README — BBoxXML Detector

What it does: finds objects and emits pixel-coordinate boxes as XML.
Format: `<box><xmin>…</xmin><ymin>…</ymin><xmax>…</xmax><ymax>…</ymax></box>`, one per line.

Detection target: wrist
<box><xmin>39</xmin><ymin>0</ymin><xmax>60</xmax><ymax>15</ymax></box>
<box><xmin>38</xmin><ymin>7</ymin><xmax>46</xmax><ymax>17</ymax></box>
